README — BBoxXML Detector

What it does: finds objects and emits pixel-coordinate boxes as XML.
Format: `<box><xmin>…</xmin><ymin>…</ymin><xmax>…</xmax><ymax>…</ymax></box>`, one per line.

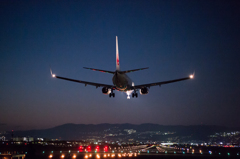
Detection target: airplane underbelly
<box><xmin>112</xmin><ymin>74</ymin><xmax>128</xmax><ymax>91</ymax></box>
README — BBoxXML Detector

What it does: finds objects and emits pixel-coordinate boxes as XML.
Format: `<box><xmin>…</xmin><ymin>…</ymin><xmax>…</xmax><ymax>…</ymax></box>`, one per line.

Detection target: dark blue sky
<box><xmin>1</xmin><ymin>0</ymin><xmax>240</xmax><ymax>131</ymax></box>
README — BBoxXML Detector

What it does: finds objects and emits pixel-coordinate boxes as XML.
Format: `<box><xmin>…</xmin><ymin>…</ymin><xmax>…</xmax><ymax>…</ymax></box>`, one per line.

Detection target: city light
<box><xmin>61</xmin><ymin>154</ymin><xmax>65</xmax><ymax>158</ymax></box>
<box><xmin>49</xmin><ymin>154</ymin><xmax>53</xmax><ymax>158</ymax></box>
<box><xmin>72</xmin><ymin>154</ymin><xmax>76</xmax><ymax>158</ymax></box>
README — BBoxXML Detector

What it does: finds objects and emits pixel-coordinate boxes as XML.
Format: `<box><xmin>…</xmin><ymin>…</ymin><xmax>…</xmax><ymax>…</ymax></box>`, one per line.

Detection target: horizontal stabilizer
<box><xmin>83</xmin><ymin>67</ymin><xmax>115</xmax><ymax>74</ymax></box>
<box><xmin>119</xmin><ymin>67</ymin><xmax>149</xmax><ymax>74</ymax></box>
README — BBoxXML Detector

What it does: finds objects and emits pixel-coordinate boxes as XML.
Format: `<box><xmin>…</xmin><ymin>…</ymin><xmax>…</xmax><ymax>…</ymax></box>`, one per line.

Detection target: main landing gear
<box><xmin>109</xmin><ymin>93</ymin><xmax>115</xmax><ymax>98</ymax></box>
<box><xmin>132</xmin><ymin>92</ymin><xmax>138</xmax><ymax>98</ymax></box>
<box><xmin>109</xmin><ymin>89</ymin><xmax>115</xmax><ymax>98</ymax></box>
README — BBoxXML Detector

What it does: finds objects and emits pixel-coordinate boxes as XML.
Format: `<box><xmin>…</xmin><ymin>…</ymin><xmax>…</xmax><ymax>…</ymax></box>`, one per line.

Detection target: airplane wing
<box><xmin>52</xmin><ymin>74</ymin><xmax>116</xmax><ymax>89</ymax></box>
<box><xmin>133</xmin><ymin>75</ymin><xmax>194</xmax><ymax>89</ymax></box>
<box><xmin>83</xmin><ymin>67</ymin><xmax>115</xmax><ymax>74</ymax></box>
<box><xmin>119</xmin><ymin>67</ymin><xmax>149</xmax><ymax>74</ymax></box>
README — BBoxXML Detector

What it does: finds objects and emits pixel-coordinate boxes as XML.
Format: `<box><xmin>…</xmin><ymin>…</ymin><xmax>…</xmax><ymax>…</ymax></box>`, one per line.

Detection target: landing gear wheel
<box><xmin>135</xmin><ymin>93</ymin><xmax>138</xmax><ymax>98</ymax></box>
<box><xmin>112</xmin><ymin>93</ymin><xmax>115</xmax><ymax>98</ymax></box>
<box><xmin>109</xmin><ymin>93</ymin><xmax>112</xmax><ymax>98</ymax></box>
<box><xmin>132</xmin><ymin>93</ymin><xmax>135</xmax><ymax>98</ymax></box>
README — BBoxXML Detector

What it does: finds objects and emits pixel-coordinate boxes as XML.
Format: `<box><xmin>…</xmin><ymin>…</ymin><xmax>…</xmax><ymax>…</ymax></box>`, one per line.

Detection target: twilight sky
<box><xmin>1</xmin><ymin>0</ymin><xmax>240</xmax><ymax>131</ymax></box>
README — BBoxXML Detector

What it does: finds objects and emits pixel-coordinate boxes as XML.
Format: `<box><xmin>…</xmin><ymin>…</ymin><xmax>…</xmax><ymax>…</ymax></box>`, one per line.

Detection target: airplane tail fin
<box><xmin>116</xmin><ymin>36</ymin><xmax>120</xmax><ymax>71</ymax></box>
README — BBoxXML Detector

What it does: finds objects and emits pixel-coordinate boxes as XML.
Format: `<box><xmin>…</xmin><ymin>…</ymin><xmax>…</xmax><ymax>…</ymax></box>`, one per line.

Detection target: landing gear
<box><xmin>132</xmin><ymin>92</ymin><xmax>138</xmax><ymax>98</ymax></box>
<box><xmin>109</xmin><ymin>89</ymin><xmax>115</xmax><ymax>98</ymax></box>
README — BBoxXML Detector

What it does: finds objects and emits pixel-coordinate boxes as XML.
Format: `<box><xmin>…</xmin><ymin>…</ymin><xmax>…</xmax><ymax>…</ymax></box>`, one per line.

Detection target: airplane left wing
<box><xmin>52</xmin><ymin>74</ymin><xmax>116</xmax><ymax>89</ymax></box>
<box><xmin>133</xmin><ymin>74</ymin><xmax>194</xmax><ymax>89</ymax></box>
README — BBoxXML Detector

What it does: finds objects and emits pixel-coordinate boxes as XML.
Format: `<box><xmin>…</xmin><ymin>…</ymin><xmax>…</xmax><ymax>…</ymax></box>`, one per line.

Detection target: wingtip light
<box><xmin>189</xmin><ymin>74</ymin><xmax>194</xmax><ymax>79</ymax></box>
<box><xmin>52</xmin><ymin>74</ymin><xmax>56</xmax><ymax>78</ymax></box>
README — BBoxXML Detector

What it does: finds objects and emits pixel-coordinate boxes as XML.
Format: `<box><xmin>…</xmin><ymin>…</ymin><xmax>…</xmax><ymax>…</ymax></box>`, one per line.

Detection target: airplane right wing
<box><xmin>134</xmin><ymin>74</ymin><xmax>194</xmax><ymax>89</ymax></box>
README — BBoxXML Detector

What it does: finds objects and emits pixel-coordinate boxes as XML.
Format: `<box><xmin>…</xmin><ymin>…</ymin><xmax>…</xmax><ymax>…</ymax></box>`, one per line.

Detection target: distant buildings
<box><xmin>12</xmin><ymin>137</ymin><xmax>34</xmax><ymax>142</ymax></box>
<box><xmin>124</xmin><ymin>129</ymin><xmax>136</xmax><ymax>134</ymax></box>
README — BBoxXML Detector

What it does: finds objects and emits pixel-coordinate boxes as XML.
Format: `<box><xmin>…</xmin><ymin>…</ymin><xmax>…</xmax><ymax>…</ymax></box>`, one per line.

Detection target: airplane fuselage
<box><xmin>112</xmin><ymin>72</ymin><xmax>132</xmax><ymax>91</ymax></box>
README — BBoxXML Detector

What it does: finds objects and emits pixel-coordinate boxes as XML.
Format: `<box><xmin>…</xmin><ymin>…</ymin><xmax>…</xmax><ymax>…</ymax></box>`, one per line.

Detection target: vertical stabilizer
<box><xmin>116</xmin><ymin>36</ymin><xmax>120</xmax><ymax>71</ymax></box>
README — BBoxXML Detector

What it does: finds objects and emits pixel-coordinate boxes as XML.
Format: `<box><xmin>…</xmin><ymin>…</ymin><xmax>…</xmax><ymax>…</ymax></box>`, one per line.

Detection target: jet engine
<box><xmin>102</xmin><ymin>87</ymin><xmax>111</xmax><ymax>95</ymax></box>
<box><xmin>140</xmin><ymin>87</ymin><xmax>149</xmax><ymax>95</ymax></box>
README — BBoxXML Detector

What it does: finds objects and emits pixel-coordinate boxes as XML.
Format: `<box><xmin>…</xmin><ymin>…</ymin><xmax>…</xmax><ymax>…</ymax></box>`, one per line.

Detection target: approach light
<box><xmin>96</xmin><ymin>154</ymin><xmax>100</xmax><ymax>158</ymax></box>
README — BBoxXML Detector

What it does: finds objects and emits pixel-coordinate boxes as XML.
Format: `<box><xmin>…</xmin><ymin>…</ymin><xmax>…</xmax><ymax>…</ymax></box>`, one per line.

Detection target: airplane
<box><xmin>51</xmin><ymin>36</ymin><xmax>194</xmax><ymax>99</ymax></box>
